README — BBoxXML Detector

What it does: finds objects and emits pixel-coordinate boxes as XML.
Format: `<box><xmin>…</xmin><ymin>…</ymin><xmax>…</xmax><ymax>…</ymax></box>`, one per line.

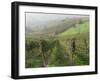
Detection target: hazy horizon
<box><xmin>25</xmin><ymin>12</ymin><xmax>89</xmax><ymax>35</ymax></box>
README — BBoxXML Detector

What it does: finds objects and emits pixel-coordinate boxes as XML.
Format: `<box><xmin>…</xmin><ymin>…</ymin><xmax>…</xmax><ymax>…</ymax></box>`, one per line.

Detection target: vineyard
<box><xmin>25</xmin><ymin>20</ymin><xmax>89</xmax><ymax>68</ymax></box>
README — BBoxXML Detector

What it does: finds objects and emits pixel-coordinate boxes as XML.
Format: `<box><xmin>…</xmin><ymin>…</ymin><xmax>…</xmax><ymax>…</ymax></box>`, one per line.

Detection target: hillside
<box><xmin>25</xmin><ymin>14</ymin><xmax>90</xmax><ymax>68</ymax></box>
<box><xmin>59</xmin><ymin>21</ymin><xmax>89</xmax><ymax>37</ymax></box>
<box><xmin>26</xmin><ymin>17</ymin><xmax>89</xmax><ymax>36</ymax></box>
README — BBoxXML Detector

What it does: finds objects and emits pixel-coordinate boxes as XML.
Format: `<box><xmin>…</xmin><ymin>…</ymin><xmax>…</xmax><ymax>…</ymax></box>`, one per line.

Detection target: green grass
<box><xmin>60</xmin><ymin>21</ymin><xmax>89</xmax><ymax>36</ymax></box>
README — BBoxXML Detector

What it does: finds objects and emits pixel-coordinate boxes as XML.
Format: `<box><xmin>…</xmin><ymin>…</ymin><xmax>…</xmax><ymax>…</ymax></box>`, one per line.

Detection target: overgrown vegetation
<box><xmin>25</xmin><ymin>20</ymin><xmax>89</xmax><ymax>68</ymax></box>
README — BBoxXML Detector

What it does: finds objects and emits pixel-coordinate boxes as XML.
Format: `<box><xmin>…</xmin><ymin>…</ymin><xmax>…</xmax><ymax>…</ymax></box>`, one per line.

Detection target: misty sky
<box><xmin>25</xmin><ymin>12</ymin><xmax>89</xmax><ymax>29</ymax></box>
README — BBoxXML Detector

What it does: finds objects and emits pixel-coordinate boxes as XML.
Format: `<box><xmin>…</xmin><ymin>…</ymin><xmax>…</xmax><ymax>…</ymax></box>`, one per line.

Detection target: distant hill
<box><xmin>26</xmin><ymin>17</ymin><xmax>89</xmax><ymax>36</ymax></box>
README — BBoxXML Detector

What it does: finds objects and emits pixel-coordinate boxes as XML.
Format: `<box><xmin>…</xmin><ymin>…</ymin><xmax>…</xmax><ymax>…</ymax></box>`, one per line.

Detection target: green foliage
<box><xmin>49</xmin><ymin>40</ymin><xmax>68</xmax><ymax>66</ymax></box>
<box><xmin>25</xmin><ymin>21</ymin><xmax>89</xmax><ymax>68</ymax></box>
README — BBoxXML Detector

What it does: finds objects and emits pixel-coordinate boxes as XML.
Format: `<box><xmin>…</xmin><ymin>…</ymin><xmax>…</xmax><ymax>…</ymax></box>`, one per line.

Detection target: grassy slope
<box><xmin>60</xmin><ymin>21</ymin><xmax>89</xmax><ymax>36</ymax></box>
<box><xmin>26</xmin><ymin>21</ymin><xmax>89</xmax><ymax>41</ymax></box>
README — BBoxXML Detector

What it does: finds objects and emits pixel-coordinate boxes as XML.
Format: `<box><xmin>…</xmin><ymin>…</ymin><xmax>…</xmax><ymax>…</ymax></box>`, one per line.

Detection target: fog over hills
<box><xmin>25</xmin><ymin>13</ymin><xmax>89</xmax><ymax>35</ymax></box>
